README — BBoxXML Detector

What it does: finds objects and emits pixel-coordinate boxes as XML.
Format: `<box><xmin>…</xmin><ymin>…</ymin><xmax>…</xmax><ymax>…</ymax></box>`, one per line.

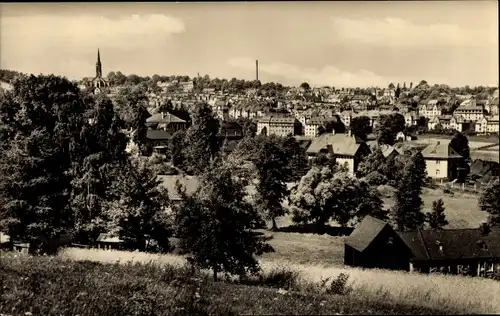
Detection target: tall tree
<box><xmin>479</xmin><ymin>178</ymin><xmax>500</xmax><ymax>229</ymax></box>
<box><xmin>350</xmin><ymin>116</ymin><xmax>371</xmax><ymax>141</ymax></box>
<box><xmin>114</xmin><ymin>86</ymin><xmax>149</xmax><ymax>129</ymax></box>
<box><xmin>254</xmin><ymin>136</ymin><xmax>289</xmax><ymax>231</ymax></box>
<box><xmin>183</xmin><ymin>103</ymin><xmax>221</xmax><ymax>175</ymax></box>
<box><xmin>174</xmin><ymin>159</ymin><xmax>271</xmax><ymax>281</ymax></box>
<box><xmin>356</xmin><ymin>147</ymin><xmax>386</xmax><ymax>178</ymax></box>
<box><xmin>70</xmin><ymin>94</ymin><xmax>129</xmax><ymax>244</ymax></box>
<box><xmin>375</xmin><ymin>113</ymin><xmax>406</xmax><ymax>145</ymax></box>
<box><xmin>280</xmin><ymin>135</ymin><xmax>309</xmax><ymax>182</ymax></box>
<box><xmin>300</xmin><ymin>82</ymin><xmax>311</xmax><ymax>91</ymax></box>
<box><xmin>450</xmin><ymin>132</ymin><xmax>470</xmax><ymax>161</ymax></box>
<box><xmin>426</xmin><ymin>199</ymin><xmax>448</xmax><ymax>230</ymax></box>
<box><xmin>391</xmin><ymin>152</ymin><xmax>427</xmax><ymax>231</ymax></box>
<box><xmin>0</xmin><ymin>75</ymin><xmax>86</xmax><ymax>254</ymax></box>
<box><xmin>107</xmin><ymin>160</ymin><xmax>172</xmax><ymax>252</ymax></box>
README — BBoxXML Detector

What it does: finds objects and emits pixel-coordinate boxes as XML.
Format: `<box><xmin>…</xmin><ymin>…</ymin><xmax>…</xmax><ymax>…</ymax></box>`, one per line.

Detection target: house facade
<box><xmin>257</xmin><ymin>116</ymin><xmax>301</xmax><ymax>137</ymax></box>
<box><xmin>421</xmin><ymin>142</ymin><xmax>464</xmax><ymax>180</ymax></box>
<box><xmin>418</xmin><ymin>100</ymin><xmax>443</xmax><ymax>118</ymax></box>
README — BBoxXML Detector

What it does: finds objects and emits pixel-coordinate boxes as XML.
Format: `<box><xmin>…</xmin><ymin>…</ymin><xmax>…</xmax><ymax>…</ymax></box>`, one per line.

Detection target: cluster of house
<box><xmin>420</xmin><ymin>98</ymin><xmax>499</xmax><ymax>134</ymax></box>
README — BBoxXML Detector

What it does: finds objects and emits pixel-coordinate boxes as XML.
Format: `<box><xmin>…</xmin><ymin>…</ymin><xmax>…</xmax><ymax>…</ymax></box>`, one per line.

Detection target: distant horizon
<box><xmin>1</xmin><ymin>2</ymin><xmax>498</xmax><ymax>88</ymax></box>
<box><xmin>1</xmin><ymin>67</ymin><xmax>498</xmax><ymax>90</ymax></box>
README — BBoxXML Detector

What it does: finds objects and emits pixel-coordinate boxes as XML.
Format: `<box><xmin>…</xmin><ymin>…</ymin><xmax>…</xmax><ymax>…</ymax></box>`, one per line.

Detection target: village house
<box><xmin>476</xmin><ymin>116</ymin><xmax>500</xmax><ymax>135</ymax></box>
<box><xmin>146</xmin><ymin>112</ymin><xmax>187</xmax><ymax>133</ymax></box>
<box><xmin>145</xmin><ymin>129</ymin><xmax>172</xmax><ymax>155</ymax></box>
<box><xmin>345</xmin><ymin>216</ymin><xmax>500</xmax><ymax>277</ymax></box>
<box><xmin>304</xmin><ymin>116</ymin><xmax>330</xmax><ymax>138</ymax></box>
<box><xmin>418</xmin><ymin>100</ymin><xmax>443</xmax><ymax>118</ymax></box>
<box><xmin>179</xmin><ymin>81</ymin><xmax>194</xmax><ymax>93</ymax></box>
<box><xmin>382</xmin><ymin>145</ymin><xmax>403</xmax><ymax>159</ymax></box>
<box><xmin>218</xmin><ymin>121</ymin><xmax>243</xmax><ymax>140</ymax></box>
<box><xmin>157</xmin><ymin>175</ymin><xmax>200</xmax><ymax>212</ymax></box>
<box><xmin>454</xmin><ymin>100</ymin><xmax>485</xmax><ymax>121</ymax></box>
<box><xmin>306</xmin><ymin>132</ymin><xmax>371</xmax><ymax>175</ymax></box>
<box><xmin>257</xmin><ymin>115</ymin><xmax>301</xmax><ymax>137</ymax></box>
<box><xmin>420</xmin><ymin>141</ymin><xmax>464</xmax><ymax>180</ymax></box>
<box><xmin>404</xmin><ymin>112</ymin><xmax>418</xmax><ymax>127</ymax></box>
<box><xmin>349</xmin><ymin>95</ymin><xmax>375</xmax><ymax>111</ymax></box>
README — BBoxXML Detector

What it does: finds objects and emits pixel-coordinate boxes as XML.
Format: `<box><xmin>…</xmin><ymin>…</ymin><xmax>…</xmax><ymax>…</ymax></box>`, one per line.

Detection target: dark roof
<box><xmin>306</xmin><ymin>133</ymin><xmax>366</xmax><ymax>156</ymax></box>
<box><xmin>399</xmin><ymin>229</ymin><xmax>500</xmax><ymax>261</ymax></box>
<box><xmin>345</xmin><ymin>216</ymin><xmax>390</xmax><ymax>252</ymax></box>
<box><xmin>220</xmin><ymin>121</ymin><xmax>242</xmax><ymax>130</ymax></box>
<box><xmin>147</xmin><ymin>129</ymin><xmax>172</xmax><ymax>140</ymax></box>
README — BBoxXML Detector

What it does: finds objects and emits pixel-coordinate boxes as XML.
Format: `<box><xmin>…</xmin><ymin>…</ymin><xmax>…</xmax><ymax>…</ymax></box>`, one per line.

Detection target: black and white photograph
<box><xmin>0</xmin><ymin>1</ymin><xmax>499</xmax><ymax>315</ymax></box>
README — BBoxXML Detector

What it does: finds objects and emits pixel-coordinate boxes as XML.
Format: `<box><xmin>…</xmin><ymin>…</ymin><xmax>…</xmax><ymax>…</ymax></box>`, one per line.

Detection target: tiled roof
<box><xmin>306</xmin><ymin>133</ymin><xmax>364</xmax><ymax>156</ymax></box>
<box><xmin>345</xmin><ymin>216</ymin><xmax>390</xmax><ymax>252</ymax></box>
<box><xmin>146</xmin><ymin>112</ymin><xmax>186</xmax><ymax>124</ymax></box>
<box><xmin>146</xmin><ymin>129</ymin><xmax>172</xmax><ymax>140</ymax></box>
<box><xmin>258</xmin><ymin>115</ymin><xmax>298</xmax><ymax>124</ymax></box>
<box><xmin>399</xmin><ymin>229</ymin><xmax>500</xmax><ymax>261</ymax></box>
<box><xmin>382</xmin><ymin>146</ymin><xmax>403</xmax><ymax>158</ymax></box>
<box><xmin>421</xmin><ymin>142</ymin><xmax>463</xmax><ymax>159</ymax></box>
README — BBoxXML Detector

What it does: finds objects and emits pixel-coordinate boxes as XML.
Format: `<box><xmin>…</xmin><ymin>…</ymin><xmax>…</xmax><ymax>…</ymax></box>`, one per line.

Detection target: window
<box><xmin>436</xmin><ymin>170</ymin><xmax>440</xmax><ymax>176</ymax></box>
<box><xmin>436</xmin><ymin>160</ymin><xmax>440</xmax><ymax>165</ymax></box>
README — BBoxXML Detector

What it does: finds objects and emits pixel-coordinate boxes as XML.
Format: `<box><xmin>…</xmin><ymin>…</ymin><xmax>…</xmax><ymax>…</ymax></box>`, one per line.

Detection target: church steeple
<box><xmin>96</xmin><ymin>48</ymin><xmax>102</xmax><ymax>78</ymax></box>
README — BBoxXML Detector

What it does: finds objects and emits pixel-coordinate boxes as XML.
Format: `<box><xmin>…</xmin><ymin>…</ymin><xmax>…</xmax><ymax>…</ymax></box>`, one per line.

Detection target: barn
<box><xmin>344</xmin><ymin>216</ymin><xmax>414</xmax><ymax>271</ymax></box>
<box><xmin>345</xmin><ymin>216</ymin><xmax>500</xmax><ymax>277</ymax></box>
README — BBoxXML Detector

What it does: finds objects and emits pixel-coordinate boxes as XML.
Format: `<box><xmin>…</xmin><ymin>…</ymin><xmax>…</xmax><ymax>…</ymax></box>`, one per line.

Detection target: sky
<box><xmin>1</xmin><ymin>2</ymin><xmax>498</xmax><ymax>88</ymax></box>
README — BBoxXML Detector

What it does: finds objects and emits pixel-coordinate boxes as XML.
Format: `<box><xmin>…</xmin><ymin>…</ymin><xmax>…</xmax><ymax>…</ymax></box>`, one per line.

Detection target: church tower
<box><xmin>96</xmin><ymin>49</ymin><xmax>102</xmax><ymax>78</ymax></box>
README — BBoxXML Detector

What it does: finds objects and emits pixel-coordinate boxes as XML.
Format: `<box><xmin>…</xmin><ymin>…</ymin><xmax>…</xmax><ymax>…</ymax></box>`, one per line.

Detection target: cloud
<box><xmin>330</xmin><ymin>17</ymin><xmax>495</xmax><ymax>48</ymax></box>
<box><xmin>228</xmin><ymin>57</ymin><xmax>415</xmax><ymax>88</ymax></box>
<box><xmin>0</xmin><ymin>14</ymin><xmax>185</xmax><ymax>50</ymax></box>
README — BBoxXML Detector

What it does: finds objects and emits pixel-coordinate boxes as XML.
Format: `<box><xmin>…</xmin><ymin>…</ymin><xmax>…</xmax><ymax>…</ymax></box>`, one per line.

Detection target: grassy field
<box><xmin>47</xmin><ymin>248</ymin><xmax>500</xmax><ymax>314</ymax></box>
<box><xmin>381</xmin><ymin>187</ymin><xmax>488</xmax><ymax>229</ymax></box>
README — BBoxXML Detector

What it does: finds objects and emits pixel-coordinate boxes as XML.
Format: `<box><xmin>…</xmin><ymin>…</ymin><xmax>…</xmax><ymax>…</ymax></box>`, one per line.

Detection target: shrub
<box><xmin>365</xmin><ymin>171</ymin><xmax>388</xmax><ymax>186</ymax></box>
<box><xmin>325</xmin><ymin>273</ymin><xmax>352</xmax><ymax>295</ymax></box>
<box><xmin>260</xmin><ymin>266</ymin><xmax>300</xmax><ymax>290</ymax></box>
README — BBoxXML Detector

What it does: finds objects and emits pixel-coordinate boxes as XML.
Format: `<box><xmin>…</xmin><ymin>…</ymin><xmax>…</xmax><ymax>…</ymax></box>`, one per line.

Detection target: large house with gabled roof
<box><xmin>306</xmin><ymin>133</ymin><xmax>371</xmax><ymax>175</ymax></box>
<box><xmin>420</xmin><ymin>141</ymin><xmax>464</xmax><ymax>180</ymax></box>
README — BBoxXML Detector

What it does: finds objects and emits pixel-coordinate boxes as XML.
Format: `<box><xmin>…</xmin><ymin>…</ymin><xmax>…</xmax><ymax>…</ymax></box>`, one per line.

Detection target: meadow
<box><xmin>20</xmin><ymin>248</ymin><xmax>496</xmax><ymax>315</ymax></box>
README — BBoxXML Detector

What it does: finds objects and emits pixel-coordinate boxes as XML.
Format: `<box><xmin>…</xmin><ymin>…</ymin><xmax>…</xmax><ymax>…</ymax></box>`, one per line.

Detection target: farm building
<box><xmin>345</xmin><ymin>216</ymin><xmax>500</xmax><ymax>277</ymax></box>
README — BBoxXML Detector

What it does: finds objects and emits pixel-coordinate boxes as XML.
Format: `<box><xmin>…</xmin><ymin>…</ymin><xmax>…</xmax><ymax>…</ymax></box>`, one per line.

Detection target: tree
<box><xmin>70</xmin><ymin>94</ymin><xmax>129</xmax><ymax>244</ymax></box>
<box><xmin>114</xmin><ymin>86</ymin><xmax>149</xmax><ymax>129</ymax></box>
<box><xmin>450</xmin><ymin>132</ymin><xmax>470</xmax><ymax>161</ymax></box>
<box><xmin>107</xmin><ymin>160</ymin><xmax>172</xmax><ymax>252</ymax></box>
<box><xmin>356</xmin><ymin>147</ymin><xmax>385</xmax><ymax>178</ymax></box>
<box><xmin>426</xmin><ymin>199</ymin><xmax>448</xmax><ymax>230</ymax></box>
<box><xmin>300</xmin><ymin>82</ymin><xmax>310</xmax><ymax>91</ymax></box>
<box><xmin>0</xmin><ymin>75</ymin><xmax>87</xmax><ymax>254</ymax></box>
<box><xmin>254</xmin><ymin>136</ymin><xmax>289</xmax><ymax>231</ymax></box>
<box><xmin>479</xmin><ymin>178</ymin><xmax>500</xmax><ymax>229</ymax></box>
<box><xmin>289</xmin><ymin>167</ymin><xmax>386</xmax><ymax>233</ymax></box>
<box><xmin>375</xmin><ymin>113</ymin><xmax>406</xmax><ymax>145</ymax></box>
<box><xmin>158</xmin><ymin>99</ymin><xmax>174</xmax><ymax>114</ymax></box>
<box><xmin>280</xmin><ymin>135</ymin><xmax>309</xmax><ymax>182</ymax></box>
<box><xmin>174</xmin><ymin>159</ymin><xmax>271</xmax><ymax>281</ymax></box>
<box><xmin>391</xmin><ymin>152</ymin><xmax>427</xmax><ymax>231</ymax></box>
<box><xmin>169</xmin><ymin>129</ymin><xmax>187</xmax><ymax>169</ymax></box>
<box><xmin>183</xmin><ymin>103</ymin><xmax>221</xmax><ymax>175</ymax></box>
<box><xmin>350</xmin><ymin>116</ymin><xmax>371</xmax><ymax>141</ymax></box>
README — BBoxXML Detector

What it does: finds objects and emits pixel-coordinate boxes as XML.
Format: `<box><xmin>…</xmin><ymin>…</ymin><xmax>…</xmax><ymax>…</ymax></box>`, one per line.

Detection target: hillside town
<box><xmin>0</xmin><ymin>2</ymin><xmax>499</xmax><ymax>315</ymax></box>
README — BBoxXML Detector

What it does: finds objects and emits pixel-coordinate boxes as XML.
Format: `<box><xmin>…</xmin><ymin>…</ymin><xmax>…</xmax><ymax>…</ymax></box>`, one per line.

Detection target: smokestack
<box><xmin>256</xmin><ymin>60</ymin><xmax>259</xmax><ymax>81</ymax></box>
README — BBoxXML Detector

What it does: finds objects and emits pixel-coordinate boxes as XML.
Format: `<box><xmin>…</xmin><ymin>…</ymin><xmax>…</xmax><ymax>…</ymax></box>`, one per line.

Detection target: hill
<box><xmin>2</xmin><ymin>250</ymin><xmax>498</xmax><ymax>315</ymax></box>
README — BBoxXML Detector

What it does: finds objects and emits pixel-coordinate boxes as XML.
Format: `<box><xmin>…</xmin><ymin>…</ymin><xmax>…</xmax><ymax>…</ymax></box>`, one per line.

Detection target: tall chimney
<box><xmin>256</xmin><ymin>60</ymin><xmax>259</xmax><ymax>81</ymax></box>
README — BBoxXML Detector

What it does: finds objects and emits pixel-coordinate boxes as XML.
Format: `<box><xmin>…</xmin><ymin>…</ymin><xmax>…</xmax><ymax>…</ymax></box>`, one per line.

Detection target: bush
<box><xmin>365</xmin><ymin>171</ymin><xmax>388</xmax><ymax>186</ymax></box>
<box><xmin>259</xmin><ymin>267</ymin><xmax>300</xmax><ymax>290</ymax></box>
<box><xmin>325</xmin><ymin>273</ymin><xmax>352</xmax><ymax>296</ymax></box>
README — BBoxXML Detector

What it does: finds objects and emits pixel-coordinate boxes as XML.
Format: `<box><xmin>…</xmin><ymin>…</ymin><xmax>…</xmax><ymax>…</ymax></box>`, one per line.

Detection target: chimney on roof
<box><xmin>256</xmin><ymin>60</ymin><xmax>259</xmax><ymax>81</ymax></box>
